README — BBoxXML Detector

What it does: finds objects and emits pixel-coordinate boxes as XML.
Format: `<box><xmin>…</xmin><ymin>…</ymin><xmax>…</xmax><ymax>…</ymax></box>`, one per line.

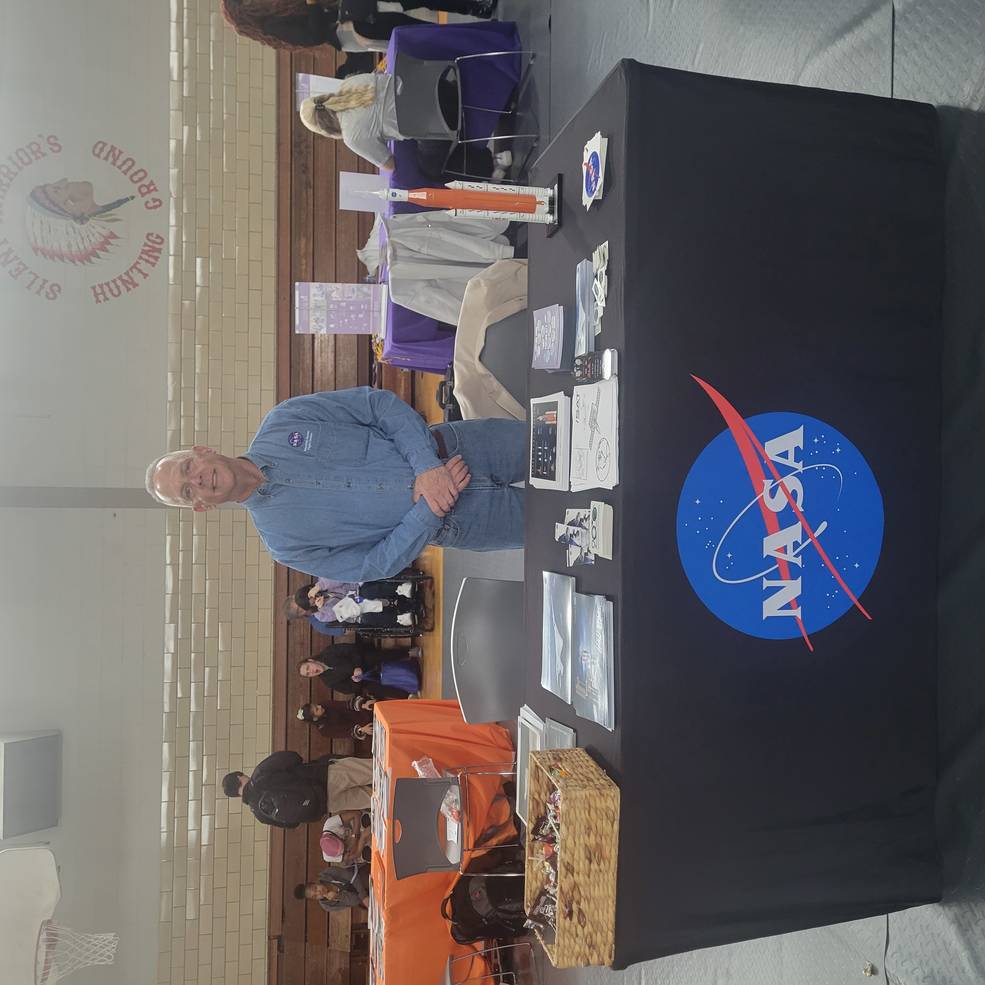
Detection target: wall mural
<box><xmin>0</xmin><ymin>134</ymin><xmax>165</xmax><ymax>304</ymax></box>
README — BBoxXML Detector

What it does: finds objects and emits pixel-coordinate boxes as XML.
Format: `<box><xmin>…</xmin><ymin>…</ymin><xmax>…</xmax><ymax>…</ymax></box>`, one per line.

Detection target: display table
<box><xmin>379</xmin><ymin>259</ymin><xmax>456</xmax><ymax>373</ymax></box>
<box><xmin>369</xmin><ymin>700</ymin><xmax>515</xmax><ymax>985</ymax></box>
<box><xmin>377</xmin><ymin>20</ymin><xmax>523</xmax><ymax>373</ymax></box>
<box><xmin>523</xmin><ymin>60</ymin><xmax>944</xmax><ymax>967</ymax></box>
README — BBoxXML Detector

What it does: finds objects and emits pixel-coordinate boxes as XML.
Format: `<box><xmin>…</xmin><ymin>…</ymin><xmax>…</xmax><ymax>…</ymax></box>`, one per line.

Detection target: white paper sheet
<box><xmin>570</xmin><ymin>378</ymin><xmax>619</xmax><ymax>490</ymax></box>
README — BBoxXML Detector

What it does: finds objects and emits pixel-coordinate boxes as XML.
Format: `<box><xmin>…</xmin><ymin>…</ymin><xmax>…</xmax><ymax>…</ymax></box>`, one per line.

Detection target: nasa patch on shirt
<box><xmin>287</xmin><ymin>430</ymin><xmax>314</xmax><ymax>452</ymax></box>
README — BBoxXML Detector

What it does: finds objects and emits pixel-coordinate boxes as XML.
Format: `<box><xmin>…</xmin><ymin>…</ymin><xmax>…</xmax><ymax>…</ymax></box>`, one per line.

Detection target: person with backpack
<box><xmin>222</xmin><ymin>750</ymin><xmax>373</xmax><ymax>827</ymax></box>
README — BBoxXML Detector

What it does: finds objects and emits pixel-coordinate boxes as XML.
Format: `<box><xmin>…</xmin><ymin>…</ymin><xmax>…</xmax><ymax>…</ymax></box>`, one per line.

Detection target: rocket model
<box><xmin>371</xmin><ymin>179</ymin><xmax>560</xmax><ymax>226</ymax></box>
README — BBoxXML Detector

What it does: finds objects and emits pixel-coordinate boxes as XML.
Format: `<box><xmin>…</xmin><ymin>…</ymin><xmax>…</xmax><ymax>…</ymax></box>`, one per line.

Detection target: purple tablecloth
<box><xmin>378</xmin><ymin>20</ymin><xmax>521</xmax><ymax>374</ymax></box>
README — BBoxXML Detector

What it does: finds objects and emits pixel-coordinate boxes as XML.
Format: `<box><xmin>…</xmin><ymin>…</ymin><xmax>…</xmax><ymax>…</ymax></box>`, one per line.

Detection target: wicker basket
<box><xmin>523</xmin><ymin>748</ymin><xmax>620</xmax><ymax>967</ymax></box>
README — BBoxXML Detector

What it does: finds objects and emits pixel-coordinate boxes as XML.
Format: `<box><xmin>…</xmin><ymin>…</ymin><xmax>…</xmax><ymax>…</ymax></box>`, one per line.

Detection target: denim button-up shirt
<box><xmin>241</xmin><ymin>388</ymin><xmax>443</xmax><ymax>581</ymax></box>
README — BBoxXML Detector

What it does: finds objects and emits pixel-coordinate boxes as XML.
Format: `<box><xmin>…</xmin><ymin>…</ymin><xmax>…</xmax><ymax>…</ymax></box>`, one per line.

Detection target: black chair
<box><xmin>392</xmin><ymin>50</ymin><xmax>538</xmax><ymax>182</ymax></box>
<box><xmin>348</xmin><ymin>568</ymin><xmax>434</xmax><ymax>637</ymax></box>
<box><xmin>391</xmin><ymin>776</ymin><xmax>458</xmax><ymax>879</ymax></box>
<box><xmin>443</xmin><ymin>942</ymin><xmax>538</xmax><ymax>985</ymax></box>
<box><xmin>391</xmin><ymin>766</ymin><xmax>519</xmax><ymax>880</ymax></box>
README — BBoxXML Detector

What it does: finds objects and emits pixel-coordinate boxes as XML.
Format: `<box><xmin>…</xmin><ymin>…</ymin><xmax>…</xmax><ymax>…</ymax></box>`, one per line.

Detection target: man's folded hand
<box><xmin>413</xmin><ymin>455</ymin><xmax>471</xmax><ymax>516</ymax></box>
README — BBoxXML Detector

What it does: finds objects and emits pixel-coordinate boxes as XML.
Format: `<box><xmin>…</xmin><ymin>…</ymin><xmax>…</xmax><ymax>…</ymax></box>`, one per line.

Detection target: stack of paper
<box><xmin>516</xmin><ymin>705</ymin><xmax>578</xmax><ymax>823</ymax></box>
<box><xmin>572</xmin><ymin>593</ymin><xmax>615</xmax><ymax>730</ymax></box>
<box><xmin>541</xmin><ymin>572</ymin><xmax>575</xmax><ymax>701</ymax></box>
<box><xmin>555</xmin><ymin>507</ymin><xmax>594</xmax><ymax>566</ymax></box>
<box><xmin>570</xmin><ymin>378</ymin><xmax>619</xmax><ymax>490</ymax></box>
<box><xmin>582</xmin><ymin>132</ymin><xmax>608</xmax><ymax>209</ymax></box>
<box><xmin>591</xmin><ymin>241</ymin><xmax>609</xmax><ymax>335</ymax></box>
<box><xmin>574</xmin><ymin>258</ymin><xmax>595</xmax><ymax>358</ymax></box>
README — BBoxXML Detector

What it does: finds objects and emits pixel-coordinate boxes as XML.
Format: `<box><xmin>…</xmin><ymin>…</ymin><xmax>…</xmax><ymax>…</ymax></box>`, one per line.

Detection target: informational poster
<box><xmin>339</xmin><ymin>170</ymin><xmax>389</xmax><ymax>213</ymax></box>
<box><xmin>294</xmin><ymin>282</ymin><xmax>388</xmax><ymax>335</ymax></box>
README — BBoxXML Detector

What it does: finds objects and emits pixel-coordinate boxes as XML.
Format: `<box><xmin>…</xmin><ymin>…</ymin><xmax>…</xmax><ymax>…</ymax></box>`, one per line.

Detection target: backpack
<box><xmin>252</xmin><ymin>777</ymin><xmax>325</xmax><ymax>828</ymax></box>
<box><xmin>436</xmin><ymin>368</ymin><xmax>463</xmax><ymax>423</ymax></box>
<box><xmin>440</xmin><ymin>848</ymin><xmax>527</xmax><ymax>944</ymax></box>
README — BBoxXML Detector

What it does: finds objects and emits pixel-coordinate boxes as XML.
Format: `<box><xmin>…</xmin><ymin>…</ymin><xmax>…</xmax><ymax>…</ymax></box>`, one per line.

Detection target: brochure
<box><xmin>541</xmin><ymin>571</ymin><xmax>575</xmax><ymax>702</ymax></box>
<box><xmin>529</xmin><ymin>392</ymin><xmax>571</xmax><ymax>490</ymax></box>
<box><xmin>532</xmin><ymin>303</ymin><xmax>566</xmax><ymax>371</ymax></box>
<box><xmin>572</xmin><ymin>592</ymin><xmax>615</xmax><ymax>730</ymax></box>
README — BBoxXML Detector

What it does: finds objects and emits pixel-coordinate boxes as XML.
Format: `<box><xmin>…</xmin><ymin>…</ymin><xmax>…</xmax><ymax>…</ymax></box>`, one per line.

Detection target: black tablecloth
<box><xmin>524</xmin><ymin>60</ymin><xmax>944</xmax><ymax>967</ymax></box>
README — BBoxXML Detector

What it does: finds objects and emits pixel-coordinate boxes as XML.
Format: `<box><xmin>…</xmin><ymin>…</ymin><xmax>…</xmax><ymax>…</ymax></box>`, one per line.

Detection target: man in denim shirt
<box><xmin>145</xmin><ymin>387</ymin><xmax>525</xmax><ymax>580</ymax></box>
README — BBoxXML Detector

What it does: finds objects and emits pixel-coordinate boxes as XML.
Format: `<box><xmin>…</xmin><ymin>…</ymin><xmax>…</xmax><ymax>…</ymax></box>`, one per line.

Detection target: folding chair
<box><xmin>390</xmin><ymin>763</ymin><xmax>520</xmax><ymax>880</ymax></box>
<box><xmin>392</xmin><ymin>50</ymin><xmax>538</xmax><ymax>182</ymax></box>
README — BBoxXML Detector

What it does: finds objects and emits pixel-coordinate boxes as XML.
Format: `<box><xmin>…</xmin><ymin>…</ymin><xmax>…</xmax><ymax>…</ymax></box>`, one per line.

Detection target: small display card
<box><xmin>582</xmin><ymin>132</ymin><xmax>608</xmax><ymax>209</ymax></box>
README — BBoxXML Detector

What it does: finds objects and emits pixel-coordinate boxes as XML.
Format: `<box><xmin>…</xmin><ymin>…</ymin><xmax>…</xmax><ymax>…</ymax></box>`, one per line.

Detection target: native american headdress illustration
<box><xmin>25</xmin><ymin>184</ymin><xmax>135</xmax><ymax>265</ymax></box>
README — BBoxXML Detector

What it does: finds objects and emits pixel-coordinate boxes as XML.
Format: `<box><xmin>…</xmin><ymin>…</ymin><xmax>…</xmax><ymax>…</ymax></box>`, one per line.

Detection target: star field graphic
<box><xmin>677</xmin><ymin>410</ymin><xmax>884</xmax><ymax>643</ymax></box>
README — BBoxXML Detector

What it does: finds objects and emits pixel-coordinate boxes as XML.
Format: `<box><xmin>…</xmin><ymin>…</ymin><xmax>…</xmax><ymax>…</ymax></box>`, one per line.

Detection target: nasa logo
<box><xmin>584</xmin><ymin>150</ymin><xmax>601</xmax><ymax>198</ymax></box>
<box><xmin>676</xmin><ymin>376</ymin><xmax>883</xmax><ymax>649</ymax></box>
<box><xmin>288</xmin><ymin>431</ymin><xmax>304</xmax><ymax>448</ymax></box>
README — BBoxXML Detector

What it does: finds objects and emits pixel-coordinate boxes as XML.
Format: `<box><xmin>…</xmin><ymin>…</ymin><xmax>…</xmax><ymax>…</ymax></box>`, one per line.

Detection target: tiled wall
<box><xmin>161</xmin><ymin>4</ymin><xmax>278</xmax><ymax>985</ymax></box>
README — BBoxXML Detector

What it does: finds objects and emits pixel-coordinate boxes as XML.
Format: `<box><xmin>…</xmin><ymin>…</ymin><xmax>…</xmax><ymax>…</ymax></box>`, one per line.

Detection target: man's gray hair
<box><xmin>145</xmin><ymin>451</ymin><xmax>191</xmax><ymax>507</ymax></box>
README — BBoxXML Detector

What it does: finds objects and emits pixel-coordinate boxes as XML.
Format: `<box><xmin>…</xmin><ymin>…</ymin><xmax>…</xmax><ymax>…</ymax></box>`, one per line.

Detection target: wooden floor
<box><xmin>266</xmin><ymin>42</ymin><xmax>448</xmax><ymax>985</ymax></box>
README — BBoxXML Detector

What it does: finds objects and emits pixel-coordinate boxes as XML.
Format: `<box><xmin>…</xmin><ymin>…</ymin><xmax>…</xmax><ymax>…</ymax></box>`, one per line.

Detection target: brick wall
<box><xmin>159</xmin><ymin>4</ymin><xmax>279</xmax><ymax>985</ymax></box>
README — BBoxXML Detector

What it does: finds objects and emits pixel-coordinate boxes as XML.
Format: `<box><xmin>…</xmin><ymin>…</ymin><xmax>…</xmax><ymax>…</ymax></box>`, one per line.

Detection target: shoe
<box><xmin>396</xmin><ymin>581</ymin><xmax>413</xmax><ymax>598</ymax></box>
<box><xmin>491</xmin><ymin>149</ymin><xmax>512</xmax><ymax>180</ymax></box>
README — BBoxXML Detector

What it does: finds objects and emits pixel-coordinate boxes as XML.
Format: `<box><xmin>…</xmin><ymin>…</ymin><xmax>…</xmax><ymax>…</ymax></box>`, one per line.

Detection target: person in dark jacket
<box><xmin>223</xmin><ymin>750</ymin><xmax>373</xmax><ymax>827</ymax></box>
<box><xmin>336</xmin><ymin>0</ymin><xmax>497</xmax><ymax>44</ymax></box>
<box><xmin>220</xmin><ymin>0</ymin><xmax>496</xmax><ymax>52</ymax></box>
<box><xmin>295</xmin><ymin>863</ymin><xmax>370</xmax><ymax>911</ymax></box>
<box><xmin>297</xmin><ymin>699</ymin><xmax>374</xmax><ymax>742</ymax></box>
<box><xmin>298</xmin><ymin>642</ymin><xmax>421</xmax><ymax>699</ymax></box>
<box><xmin>335</xmin><ymin>51</ymin><xmax>377</xmax><ymax>78</ymax></box>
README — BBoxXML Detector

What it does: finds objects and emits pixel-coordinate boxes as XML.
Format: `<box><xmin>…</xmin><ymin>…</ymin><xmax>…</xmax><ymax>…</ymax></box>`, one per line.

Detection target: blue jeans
<box><xmin>428</xmin><ymin>419</ymin><xmax>526</xmax><ymax>551</ymax></box>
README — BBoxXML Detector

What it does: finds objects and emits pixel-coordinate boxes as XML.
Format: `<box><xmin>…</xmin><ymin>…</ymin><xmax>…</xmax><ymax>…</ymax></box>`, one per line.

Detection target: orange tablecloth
<box><xmin>370</xmin><ymin>700</ymin><xmax>515</xmax><ymax>985</ymax></box>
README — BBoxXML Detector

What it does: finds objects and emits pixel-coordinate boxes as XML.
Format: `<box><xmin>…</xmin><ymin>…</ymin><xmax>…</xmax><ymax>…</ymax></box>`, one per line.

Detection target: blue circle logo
<box><xmin>676</xmin><ymin>377</ymin><xmax>883</xmax><ymax>648</ymax></box>
<box><xmin>288</xmin><ymin>430</ymin><xmax>303</xmax><ymax>448</ymax></box>
<box><xmin>584</xmin><ymin>151</ymin><xmax>601</xmax><ymax>198</ymax></box>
